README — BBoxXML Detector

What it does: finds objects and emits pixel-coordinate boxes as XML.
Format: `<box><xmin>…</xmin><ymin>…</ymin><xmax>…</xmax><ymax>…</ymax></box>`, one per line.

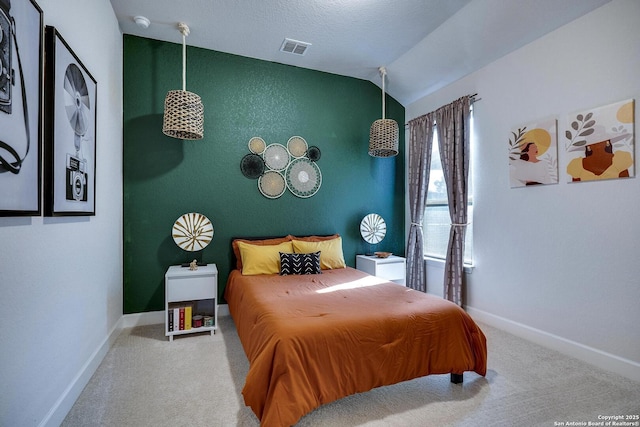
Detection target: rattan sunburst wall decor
<box><xmin>172</xmin><ymin>212</ymin><xmax>213</xmax><ymax>266</ymax></box>
<box><xmin>360</xmin><ymin>213</ymin><xmax>387</xmax><ymax>255</ymax></box>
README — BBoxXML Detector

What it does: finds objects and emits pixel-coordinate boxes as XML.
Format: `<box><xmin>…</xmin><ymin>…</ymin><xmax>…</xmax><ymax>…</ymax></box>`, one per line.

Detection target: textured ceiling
<box><xmin>109</xmin><ymin>0</ymin><xmax>611</xmax><ymax>106</ymax></box>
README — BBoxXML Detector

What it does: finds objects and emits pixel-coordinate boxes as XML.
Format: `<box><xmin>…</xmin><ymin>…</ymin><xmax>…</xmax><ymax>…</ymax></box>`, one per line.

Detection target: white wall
<box><xmin>407</xmin><ymin>0</ymin><xmax>640</xmax><ymax>380</ymax></box>
<box><xmin>0</xmin><ymin>1</ymin><xmax>123</xmax><ymax>426</ymax></box>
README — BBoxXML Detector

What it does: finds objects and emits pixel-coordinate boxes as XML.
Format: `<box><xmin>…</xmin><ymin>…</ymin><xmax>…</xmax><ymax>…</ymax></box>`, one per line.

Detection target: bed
<box><xmin>224</xmin><ymin>235</ymin><xmax>487</xmax><ymax>426</ymax></box>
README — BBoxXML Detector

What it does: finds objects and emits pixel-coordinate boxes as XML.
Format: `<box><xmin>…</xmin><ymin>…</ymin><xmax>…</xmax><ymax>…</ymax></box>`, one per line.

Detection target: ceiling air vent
<box><xmin>280</xmin><ymin>38</ymin><xmax>311</xmax><ymax>56</ymax></box>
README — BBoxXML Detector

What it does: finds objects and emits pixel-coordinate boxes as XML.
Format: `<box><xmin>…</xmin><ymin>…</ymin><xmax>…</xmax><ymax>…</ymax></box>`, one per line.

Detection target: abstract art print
<box><xmin>565</xmin><ymin>99</ymin><xmax>634</xmax><ymax>183</ymax></box>
<box><xmin>508</xmin><ymin>118</ymin><xmax>558</xmax><ymax>188</ymax></box>
<box><xmin>44</xmin><ymin>26</ymin><xmax>97</xmax><ymax>216</ymax></box>
<box><xmin>0</xmin><ymin>0</ymin><xmax>43</xmax><ymax>216</ymax></box>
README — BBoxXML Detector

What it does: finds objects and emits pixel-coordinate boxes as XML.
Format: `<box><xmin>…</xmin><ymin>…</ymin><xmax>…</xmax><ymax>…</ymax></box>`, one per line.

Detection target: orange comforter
<box><xmin>225</xmin><ymin>267</ymin><xmax>487</xmax><ymax>427</ymax></box>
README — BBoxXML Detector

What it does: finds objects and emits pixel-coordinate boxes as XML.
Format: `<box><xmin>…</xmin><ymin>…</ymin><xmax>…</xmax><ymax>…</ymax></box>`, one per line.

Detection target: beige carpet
<box><xmin>62</xmin><ymin>314</ymin><xmax>640</xmax><ymax>426</ymax></box>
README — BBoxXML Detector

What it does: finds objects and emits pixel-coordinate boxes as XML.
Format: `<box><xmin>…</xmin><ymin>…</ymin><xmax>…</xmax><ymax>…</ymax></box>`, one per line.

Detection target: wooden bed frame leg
<box><xmin>450</xmin><ymin>373</ymin><xmax>463</xmax><ymax>384</ymax></box>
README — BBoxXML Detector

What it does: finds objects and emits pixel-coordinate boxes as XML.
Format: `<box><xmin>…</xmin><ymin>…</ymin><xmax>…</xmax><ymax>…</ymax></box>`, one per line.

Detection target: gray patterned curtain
<box><xmin>435</xmin><ymin>96</ymin><xmax>470</xmax><ymax>306</ymax></box>
<box><xmin>406</xmin><ymin>113</ymin><xmax>435</xmax><ymax>292</ymax></box>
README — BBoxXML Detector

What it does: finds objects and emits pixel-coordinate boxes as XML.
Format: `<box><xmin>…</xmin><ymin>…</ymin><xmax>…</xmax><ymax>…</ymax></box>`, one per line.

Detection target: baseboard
<box><xmin>120</xmin><ymin>310</ymin><xmax>165</xmax><ymax>328</ymax></box>
<box><xmin>120</xmin><ymin>304</ymin><xmax>231</xmax><ymax>327</ymax></box>
<box><xmin>219</xmin><ymin>304</ymin><xmax>230</xmax><ymax>316</ymax></box>
<box><xmin>39</xmin><ymin>317</ymin><xmax>125</xmax><ymax>427</ymax></box>
<box><xmin>466</xmin><ymin>306</ymin><xmax>640</xmax><ymax>383</ymax></box>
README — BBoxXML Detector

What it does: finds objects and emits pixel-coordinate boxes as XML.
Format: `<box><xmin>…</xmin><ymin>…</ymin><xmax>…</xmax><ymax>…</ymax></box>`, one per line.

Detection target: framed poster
<box><xmin>0</xmin><ymin>0</ymin><xmax>43</xmax><ymax>216</ymax></box>
<box><xmin>508</xmin><ymin>118</ymin><xmax>558</xmax><ymax>188</ymax></box>
<box><xmin>44</xmin><ymin>26</ymin><xmax>97</xmax><ymax>216</ymax></box>
<box><xmin>565</xmin><ymin>99</ymin><xmax>634</xmax><ymax>182</ymax></box>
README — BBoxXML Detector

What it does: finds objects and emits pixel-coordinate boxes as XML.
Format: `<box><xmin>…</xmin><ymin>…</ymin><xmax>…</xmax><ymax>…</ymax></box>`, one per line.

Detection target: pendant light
<box><xmin>368</xmin><ymin>67</ymin><xmax>398</xmax><ymax>157</ymax></box>
<box><xmin>162</xmin><ymin>22</ymin><xmax>204</xmax><ymax>140</ymax></box>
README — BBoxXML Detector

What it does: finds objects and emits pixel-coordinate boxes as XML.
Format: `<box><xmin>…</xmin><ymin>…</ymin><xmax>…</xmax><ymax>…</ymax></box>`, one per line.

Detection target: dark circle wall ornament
<box><xmin>240</xmin><ymin>154</ymin><xmax>265</xmax><ymax>179</ymax></box>
<box><xmin>248</xmin><ymin>137</ymin><xmax>266</xmax><ymax>154</ymax></box>
<box><xmin>287</xmin><ymin>136</ymin><xmax>308</xmax><ymax>158</ymax></box>
<box><xmin>258</xmin><ymin>170</ymin><xmax>286</xmax><ymax>199</ymax></box>
<box><xmin>307</xmin><ymin>146</ymin><xmax>321</xmax><ymax>161</ymax></box>
<box><xmin>264</xmin><ymin>143</ymin><xmax>290</xmax><ymax>171</ymax></box>
<box><xmin>286</xmin><ymin>158</ymin><xmax>322</xmax><ymax>198</ymax></box>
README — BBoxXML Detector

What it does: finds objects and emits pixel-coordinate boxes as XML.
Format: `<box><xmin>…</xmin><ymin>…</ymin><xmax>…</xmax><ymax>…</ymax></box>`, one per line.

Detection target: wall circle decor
<box><xmin>360</xmin><ymin>213</ymin><xmax>386</xmax><ymax>244</ymax></box>
<box><xmin>248</xmin><ymin>137</ymin><xmax>266</xmax><ymax>154</ymax></box>
<box><xmin>258</xmin><ymin>170</ymin><xmax>286</xmax><ymax>199</ymax></box>
<box><xmin>263</xmin><ymin>143</ymin><xmax>290</xmax><ymax>171</ymax></box>
<box><xmin>287</xmin><ymin>136</ymin><xmax>308</xmax><ymax>158</ymax></box>
<box><xmin>172</xmin><ymin>212</ymin><xmax>214</xmax><ymax>252</ymax></box>
<box><xmin>240</xmin><ymin>153</ymin><xmax>265</xmax><ymax>179</ymax></box>
<box><xmin>286</xmin><ymin>158</ymin><xmax>322</xmax><ymax>198</ymax></box>
<box><xmin>307</xmin><ymin>145</ymin><xmax>321</xmax><ymax>161</ymax></box>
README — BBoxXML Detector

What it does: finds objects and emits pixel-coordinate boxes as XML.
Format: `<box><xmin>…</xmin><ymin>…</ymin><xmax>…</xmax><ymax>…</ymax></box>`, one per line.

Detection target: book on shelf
<box><xmin>185</xmin><ymin>305</ymin><xmax>192</xmax><ymax>330</ymax></box>
<box><xmin>168</xmin><ymin>302</ymin><xmax>196</xmax><ymax>332</ymax></box>
<box><xmin>167</xmin><ymin>300</ymin><xmax>219</xmax><ymax>333</ymax></box>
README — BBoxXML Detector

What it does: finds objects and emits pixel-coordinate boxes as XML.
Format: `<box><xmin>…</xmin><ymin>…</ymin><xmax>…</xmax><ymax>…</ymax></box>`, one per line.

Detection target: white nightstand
<box><xmin>356</xmin><ymin>255</ymin><xmax>406</xmax><ymax>285</ymax></box>
<box><xmin>165</xmin><ymin>264</ymin><xmax>218</xmax><ymax>341</ymax></box>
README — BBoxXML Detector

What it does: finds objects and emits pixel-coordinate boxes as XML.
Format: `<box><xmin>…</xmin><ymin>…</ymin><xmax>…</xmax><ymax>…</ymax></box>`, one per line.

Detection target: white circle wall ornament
<box><xmin>258</xmin><ymin>170</ymin><xmax>286</xmax><ymax>199</ymax></box>
<box><xmin>286</xmin><ymin>158</ymin><xmax>322</xmax><ymax>198</ymax></box>
<box><xmin>248</xmin><ymin>137</ymin><xmax>266</xmax><ymax>154</ymax></box>
<box><xmin>263</xmin><ymin>143</ymin><xmax>290</xmax><ymax>171</ymax></box>
<box><xmin>287</xmin><ymin>136</ymin><xmax>308</xmax><ymax>158</ymax></box>
<box><xmin>172</xmin><ymin>212</ymin><xmax>214</xmax><ymax>252</ymax></box>
<box><xmin>360</xmin><ymin>213</ymin><xmax>386</xmax><ymax>244</ymax></box>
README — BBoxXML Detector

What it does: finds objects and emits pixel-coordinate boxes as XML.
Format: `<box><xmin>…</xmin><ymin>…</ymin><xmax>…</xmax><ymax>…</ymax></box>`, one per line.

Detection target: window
<box><xmin>423</xmin><ymin>118</ymin><xmax>473</xmax><ymax>265</ymax></box>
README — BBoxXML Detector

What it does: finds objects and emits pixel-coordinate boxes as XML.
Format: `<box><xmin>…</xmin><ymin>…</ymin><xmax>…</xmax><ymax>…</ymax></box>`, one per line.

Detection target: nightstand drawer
<box><xmin>167</xmin><ymin>276</ymin><xmax>213</xmax><ymax>301</ymax></box>
<box><xmin>356</xmin><ymin>255</ymin><xmax>406</xmax><ymax>285</ymax></box>
<box><xmin>376</xmin><ymin>261</ymin><xmax>405</xmax><ymax>281</ymax></box>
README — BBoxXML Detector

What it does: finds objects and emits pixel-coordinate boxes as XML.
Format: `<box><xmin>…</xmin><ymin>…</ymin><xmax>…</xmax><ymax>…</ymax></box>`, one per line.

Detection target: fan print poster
<box><xmin>508</xmin><ymin>118</ymin><xmax>558</xmax><ymax>188</ymax></box>
<box><xmin>565</xmin><ymin>99</ymin><xmax>634</xmax><ymax>182</ymax></box>
<box><xmin>50</xmin><ymin>31</ymin><xmax>97</xmax><ymax>214</ymax></box>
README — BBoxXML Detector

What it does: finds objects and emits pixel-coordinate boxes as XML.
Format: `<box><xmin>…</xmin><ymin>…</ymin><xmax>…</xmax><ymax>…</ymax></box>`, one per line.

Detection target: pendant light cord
<box><xmin>380</xmin><ymin>67</ymin><xmax>387</xmax><ymax>120</ymax></box>
<box><xmin>182</xmin><ymin>32</ymin><xmax>186</xmax><ymax>91</ymax></box>
<box><xmin>178</xmin><ymin>22</ymin><xmax>190</xmax><ymax>92</ymax></box>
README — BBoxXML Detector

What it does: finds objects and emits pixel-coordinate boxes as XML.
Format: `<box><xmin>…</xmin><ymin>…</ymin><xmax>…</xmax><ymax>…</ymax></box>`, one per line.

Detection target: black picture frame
<box><xmin>0</xmin><ymin>0</ymin><xmax>43</xmax><ymax>216</ymax></box>
<box><xmin>44</xmin><ymin>26</ymin><xmax>97</xmax><ymax>216</ymax></box>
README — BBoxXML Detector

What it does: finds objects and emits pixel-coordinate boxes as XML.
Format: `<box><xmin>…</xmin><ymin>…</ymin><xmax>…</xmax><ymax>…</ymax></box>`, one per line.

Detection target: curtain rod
<box><xmin>405</xmin><ymin>93</ymin><xmax>479</xmax><ymax>126</ymax></box>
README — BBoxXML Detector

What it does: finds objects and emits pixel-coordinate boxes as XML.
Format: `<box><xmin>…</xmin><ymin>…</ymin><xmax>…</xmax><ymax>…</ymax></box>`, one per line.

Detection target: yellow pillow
<box><xmin>237</xmin><ymin>241</ymin><xmax>294</xmax><ymax>275</ymax></box>
<box><xmin>232</xmin><ymin>236</ymin><xmax>291</xmax><ymax>270</ymax></box>
<box><xmin>292</xmin><ymin>237</ymin><xmax>346</xmax><ymax>270</ymax></box>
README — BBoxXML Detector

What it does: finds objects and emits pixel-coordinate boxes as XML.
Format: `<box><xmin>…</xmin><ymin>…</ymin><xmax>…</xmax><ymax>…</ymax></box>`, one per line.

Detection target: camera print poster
<box><xmin>565</xmin><ymin>99</ymin><xmax>634</xmax><ymax>183</ymax></box>
<box><xmin>508</xmin><ymin>118</ymin><xmax>558</xmax><ymax>188</ymax></box>
<box><xmin>0</xmin><ymin>0</ymin><xmax>43</xmax><ymax>216</ymax></box>
<box><xmin>44</xmin><ymin>27</ymin><xmax>96</xmax><ymax>216</ymax></box>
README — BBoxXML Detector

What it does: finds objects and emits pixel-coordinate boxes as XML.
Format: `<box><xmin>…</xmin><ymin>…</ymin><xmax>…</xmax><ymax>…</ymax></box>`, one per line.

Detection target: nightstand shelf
<box><xmin>165</xmin><ymin>264</ymin><xmax>218</xmax><ymax>341</ymax></box>
<box><xmin>356</xmin><ymin>255</ymin><xmax>406</xmax><ymax>285</ymax></box>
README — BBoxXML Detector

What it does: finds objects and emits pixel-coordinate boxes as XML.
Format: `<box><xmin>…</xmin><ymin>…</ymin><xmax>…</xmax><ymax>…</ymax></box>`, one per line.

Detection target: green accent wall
<box><xmin>123</xmin><ymin>35</ymin><xmax>405</xmax><ymax>314</ymax></box>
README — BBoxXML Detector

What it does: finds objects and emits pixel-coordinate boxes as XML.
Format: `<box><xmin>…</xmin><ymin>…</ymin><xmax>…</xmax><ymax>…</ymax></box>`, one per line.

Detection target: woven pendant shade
<box><xmin>369</xmin><ymin>119</ymin><xmax>399</xmax><ymax>157</ymax></box>
<box><xmin>163</xmin><ymin>90</ymin><xmax>204</xmax><ymax>139</ymax></box>
<box><xmin>162</xmin><ymin>22</ymin><xmax>204</xmax><ymax>140</ymax></box>
<box><xmin>369</xmin><ymin>67</ymin><xmax>398</xmax><ymax>157</ymax></box>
